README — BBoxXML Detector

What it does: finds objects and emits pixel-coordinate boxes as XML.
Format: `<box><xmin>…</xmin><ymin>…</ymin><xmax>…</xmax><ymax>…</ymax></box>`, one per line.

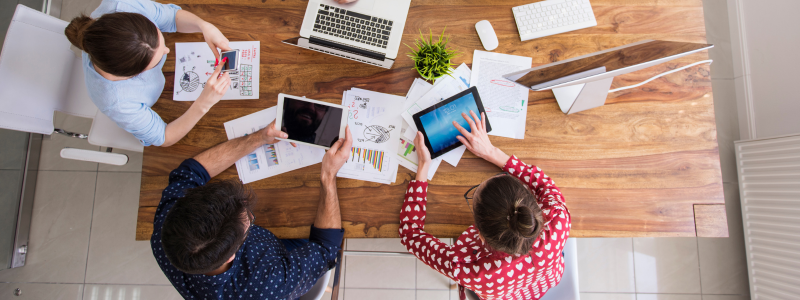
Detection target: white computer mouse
<box><xmin>475</xmin><ymin>20</ymin><xmax>498</xmax><ymax>51</ymax></box>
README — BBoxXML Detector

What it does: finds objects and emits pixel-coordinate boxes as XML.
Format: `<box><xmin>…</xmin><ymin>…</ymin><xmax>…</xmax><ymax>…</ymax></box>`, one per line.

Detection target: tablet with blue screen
<box><xmin>412</xmin><ymin>86</ymin><xmax>492</xmax><ymax>159</ymax></box>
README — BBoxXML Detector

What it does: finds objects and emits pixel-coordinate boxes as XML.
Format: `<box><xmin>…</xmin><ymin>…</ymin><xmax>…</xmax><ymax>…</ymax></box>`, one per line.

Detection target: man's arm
<box><xmin>313</xmin><ymin>126</ymin><xmax>353</xmax><ymax>229</ymax></box>
<box><xmin>194</xmin><ymin>121</ymin><xmax>288</xmax><ymax>178</ymax></box>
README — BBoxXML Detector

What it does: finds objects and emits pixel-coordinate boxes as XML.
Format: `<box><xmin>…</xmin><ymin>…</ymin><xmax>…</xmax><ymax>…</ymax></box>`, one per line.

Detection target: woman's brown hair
<box><xmin>473</xmin><ymin>174</ymin><xmax>545</xmax><ymax>255</ymax></box>
<box><xmin>65</xmin><ymin>12</ymin><xmax>159</xmax><ymax>77</ymax></box>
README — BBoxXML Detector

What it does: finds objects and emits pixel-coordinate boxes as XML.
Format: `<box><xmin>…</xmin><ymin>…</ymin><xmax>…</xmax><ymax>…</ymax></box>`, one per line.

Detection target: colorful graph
<box><xmin>264</xmin><ymin>144</ymin><xmax>279</xmax><ymax>167</ymax></box>
<box><xmin>350</xmin><ymin>147</ymin><xmax>385</xmax><ymax>172</ymax></box>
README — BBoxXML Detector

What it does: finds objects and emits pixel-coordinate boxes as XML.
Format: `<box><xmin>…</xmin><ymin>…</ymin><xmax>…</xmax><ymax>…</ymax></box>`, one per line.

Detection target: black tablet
<box><xmin>412</xmin><ymin>86</ymin><xmax>491</xmax><ymax>159</ymax></box>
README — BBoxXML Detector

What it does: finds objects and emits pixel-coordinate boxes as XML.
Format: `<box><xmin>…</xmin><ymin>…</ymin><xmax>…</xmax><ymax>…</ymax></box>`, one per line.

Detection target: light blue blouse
<box><xmin>83</xmin><ymin>0</ymin><xmax>182</xmax><ymax>146</ymax></box>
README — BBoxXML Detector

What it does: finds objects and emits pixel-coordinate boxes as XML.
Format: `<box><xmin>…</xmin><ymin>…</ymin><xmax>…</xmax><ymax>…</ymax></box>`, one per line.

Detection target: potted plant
<box><xmin>407</xmin><ymin>28</ymin><xmax>460</xmax><ymax>81</ymax></box>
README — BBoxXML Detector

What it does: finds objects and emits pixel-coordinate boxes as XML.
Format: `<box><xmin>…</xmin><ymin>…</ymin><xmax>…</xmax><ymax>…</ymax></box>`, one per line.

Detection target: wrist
<box><xmin>191</xmin><ymin>96</ymin><xmax>213</xmax><ymax>114</ymax></box>
<box><xmin>321</xmin><ymin>172</ymin><xmax>337</xmax><ymax>185</ymax></box>
<box><xmin>198</xmin><ymin>21</ymin><xmax>213</xmax><ymax>33</ymax></box>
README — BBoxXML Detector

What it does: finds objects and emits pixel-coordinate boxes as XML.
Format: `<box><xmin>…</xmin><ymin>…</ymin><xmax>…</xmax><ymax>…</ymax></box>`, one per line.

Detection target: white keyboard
<box><xmin>512</xmin><ymin>0</ymin><xmax>597</xmax><ymax>41</ymax></box>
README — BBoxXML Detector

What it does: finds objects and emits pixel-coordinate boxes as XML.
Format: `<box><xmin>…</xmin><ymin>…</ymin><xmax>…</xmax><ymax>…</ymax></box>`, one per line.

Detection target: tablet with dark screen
<box><xmin>412</xmin><ymin>87</ymin><xmax>491</xmax><ymax>159</ymax></box>
<box><xmin>275</xmin><ymin>94</ymin><xmax>349</xmax><ymax>149</ymax></box>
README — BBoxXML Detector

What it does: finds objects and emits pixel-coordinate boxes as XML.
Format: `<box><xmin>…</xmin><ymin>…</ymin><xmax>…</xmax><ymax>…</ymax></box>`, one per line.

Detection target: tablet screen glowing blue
<box><xmin>419</xmin><ymin>93</ymin><xmax>481</xmax><ymax>153</ymax></box>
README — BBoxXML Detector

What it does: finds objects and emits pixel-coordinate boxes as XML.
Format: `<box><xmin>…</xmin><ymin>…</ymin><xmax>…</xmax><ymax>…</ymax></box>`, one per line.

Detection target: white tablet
<box><xmin>275</xmin><ymin>93</ymin><xmax>349</xmax><ymax>150</ymax></box>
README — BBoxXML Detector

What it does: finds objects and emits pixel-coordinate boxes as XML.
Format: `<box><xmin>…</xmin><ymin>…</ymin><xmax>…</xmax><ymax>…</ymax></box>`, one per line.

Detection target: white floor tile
<box><xmin>579</xmin><ymin>293</ymin><xmax>636</xmax><ymax>300</ymax></box>
<box><xmin>577</xmin><ymin>238</ymin><xmax>636</xmax><ymax>293</ymax></box>
<box><xmin>701</xmin><ymin>295</ymin><xmax>750</xmax><ymax>300</ymax></box>
<box><xmin>0</xmin><ymin>171</ymin><xmax>96</xmax><ymax>283</ymax></box>
<box><xmin>417</xmin><ymin>289</ymin><xmax>450</xmax><ymax>300</ymax></box>
<box><xmin>344</xmin><ymin>255</ymin><xmax>416</xmax><ymax>289</ymax></box>
<box><xmin>58</xmin><ymin>0</ymin><xmax>102</xmax><ymax>21</ymax></box>
<box><xmin>417</xmin><ymin>259</ymin><xmax>453</xmax><ymax>290</ymax></box>
<box><xmin>84</xmin><ymin>172</ymin><xmax>170</xmax><ymax>285</ymax></box>
<box><xmin>346</xmin><ymin>238</ymin><xmax>407</xmax><ymax>252</ymax></box>
<box><xmin>698</xmin><ymin>189</ymin><xmax>749</xmax><ymax>295</ymax></box>
<box><xmin>82</xmin><ymin>284</ymin><xmax>183</xmax><ymax>300</ymax></box>
<box><xmin>0</xmin><ymin>282</ymin><xmax>83</xmax><ymax>300</ymax></box>
<box><xmin>636</xmin><ymin>294</ymin><xmax>702</xmax><ymax>300</ymax></box>
<box><xmin>633</xmin><ymin>238</ymin><xmax>702</xmax><ymax>294</ymax></box>
<box><xmin>711</xmin><ymin>78</ymin><xmax>740</xmax><ymax>184</ymax></box>
<box><xmin>343</xmin><ymin>288</ymin><xmax>415</xmax><ymax>300</ymax></box>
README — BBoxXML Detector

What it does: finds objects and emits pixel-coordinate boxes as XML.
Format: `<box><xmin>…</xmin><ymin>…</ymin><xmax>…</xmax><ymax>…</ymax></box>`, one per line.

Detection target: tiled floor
<box><xmin>0</xmin><ymin>0</ymin><xmax>751</xmax><ymax>300</ymax></box>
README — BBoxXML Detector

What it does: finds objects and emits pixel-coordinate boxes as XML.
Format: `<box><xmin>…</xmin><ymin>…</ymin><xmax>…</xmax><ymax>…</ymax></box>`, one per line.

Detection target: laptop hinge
<box><xmin>309</xmin><ymin>36</ymin><xmax>386</xmax><ymax>61</ymax></box>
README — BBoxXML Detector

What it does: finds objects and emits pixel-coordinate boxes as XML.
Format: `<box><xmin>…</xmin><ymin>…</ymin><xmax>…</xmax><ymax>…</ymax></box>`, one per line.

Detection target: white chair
<box><xmin>0</xmin><ymin>4</ymin><xmax>143</xmax><ymax>166</ymax></box>
<box><xmin>298</xmin><ymin>270</ymin><xmax>332</xmax><ymax>300</ymax></box>
<box><xmin>540</xmin><ymin>238</ymin><xmax>580</xmax><ymax>300</ymax></box>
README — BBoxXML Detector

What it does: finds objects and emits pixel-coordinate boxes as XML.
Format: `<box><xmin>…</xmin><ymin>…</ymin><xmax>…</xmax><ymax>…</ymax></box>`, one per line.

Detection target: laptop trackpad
<box><xmin>321</xmin><ymin>0</ymin><xmax>376</xmax><ymax>12</ymax></box>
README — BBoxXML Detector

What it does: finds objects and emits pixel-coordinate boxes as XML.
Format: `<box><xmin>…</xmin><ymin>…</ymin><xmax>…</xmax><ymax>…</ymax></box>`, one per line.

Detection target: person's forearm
<box><xmin>415</xmin><ymin>162</ymin><xmax>430</xmax><ymax>182</ymax></box>
<box><xmin>194</xmin><ymin>133</ymin><xmax>263</xmax><ymax>178</ymax></box>
<box><xmin>486</xmin><ymin>147</ymin><xmax>511</xmax><ymax>169</ymax></box>
<box><xmin>162</xmin><ymin>101</ymin><xmax>212</xmax><ymax>147</ymax></box>
<box><xmin>314</xmin><ymin>175</ymin><xmax>342</xmax><ymax>229</ymax></box>
<box><xmin>175</xmin><ymin>10</ymin><xmax>210</xmax><ymax>33</ymax></box>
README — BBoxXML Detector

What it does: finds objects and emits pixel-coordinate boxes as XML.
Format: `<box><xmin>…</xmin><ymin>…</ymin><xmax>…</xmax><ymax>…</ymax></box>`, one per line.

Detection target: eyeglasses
<box><xmin>463</xmin><ymin>172</ymin><xmax>508</xmax><ymax>214</ymax></box>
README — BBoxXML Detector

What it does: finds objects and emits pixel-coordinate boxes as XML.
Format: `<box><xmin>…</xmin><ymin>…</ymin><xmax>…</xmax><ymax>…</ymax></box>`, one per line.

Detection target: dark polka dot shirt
<box><xmin>150</xmin><ymin>159</ymin><xmax>344</xmax><ymax>300</ymax></box>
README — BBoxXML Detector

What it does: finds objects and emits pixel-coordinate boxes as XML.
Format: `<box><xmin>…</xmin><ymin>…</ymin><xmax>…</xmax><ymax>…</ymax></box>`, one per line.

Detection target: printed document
<box><xmin>470</xmin><ymin>50</ymin><xmax>532</xmax><ymax>139</ymax></box>
<box><xmin>338</xmin><ymin>88</ymin><xmax>404</xmax><ymax>184</ymax></box>
<box><xmin>173</xmin><ymin>41</ymin><xmax>260</xmax><ymax>101</ymax></box>
<box><xmin>223</xmin><ymin>107</ymin><xmax>324</xmax><ymax>184</ymax></box>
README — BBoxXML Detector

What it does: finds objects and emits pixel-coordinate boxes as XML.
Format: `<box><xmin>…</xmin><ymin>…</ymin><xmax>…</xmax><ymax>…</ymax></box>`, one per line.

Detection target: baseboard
<box><xmin>728</xmin><ymin>0</ymin><xmax>757</xmax><ymax>140</ymax></box>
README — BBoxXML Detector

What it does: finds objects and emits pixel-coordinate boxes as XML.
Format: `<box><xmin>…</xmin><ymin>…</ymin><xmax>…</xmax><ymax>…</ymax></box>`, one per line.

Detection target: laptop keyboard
<box><xmin>313</xmin><ymin>4</ymin><xmax>393</xmax><ymax>49</ymax></box>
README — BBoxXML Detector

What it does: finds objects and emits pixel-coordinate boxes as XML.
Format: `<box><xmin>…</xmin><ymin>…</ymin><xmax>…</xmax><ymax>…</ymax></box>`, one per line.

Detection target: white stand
<box><xmin>552</xmin><ymin>77</ymin><xmax>614</xmax><ymax>114</ymax></box>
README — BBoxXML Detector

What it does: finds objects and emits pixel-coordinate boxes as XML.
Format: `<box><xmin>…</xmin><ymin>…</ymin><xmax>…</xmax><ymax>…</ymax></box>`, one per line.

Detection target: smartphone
<box><xmin>220</xmin><ymin>50</ymin><xmax>241</xmax><ymax>72</ymax></box>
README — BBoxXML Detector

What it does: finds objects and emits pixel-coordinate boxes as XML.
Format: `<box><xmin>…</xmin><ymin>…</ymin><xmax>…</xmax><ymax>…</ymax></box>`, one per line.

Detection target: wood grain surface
<box><xmin>136</xmin><ymin>0</ymin><xmax>728</xmax><ymax>240</ymax></box>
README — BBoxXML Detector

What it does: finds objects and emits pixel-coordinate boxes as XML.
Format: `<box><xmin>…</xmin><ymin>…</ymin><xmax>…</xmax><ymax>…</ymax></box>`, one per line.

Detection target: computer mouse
<box><xmin>475</xmin><ymin>20</ymin><xmax>499</xmax><ymax>51</ymax></box>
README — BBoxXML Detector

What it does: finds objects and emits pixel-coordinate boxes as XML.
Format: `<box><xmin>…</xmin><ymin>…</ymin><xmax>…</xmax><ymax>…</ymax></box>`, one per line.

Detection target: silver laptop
<box><xmin>283</xmin><ymin>0</ymin><xmax>411</xmax><ymax>69</ymax></box>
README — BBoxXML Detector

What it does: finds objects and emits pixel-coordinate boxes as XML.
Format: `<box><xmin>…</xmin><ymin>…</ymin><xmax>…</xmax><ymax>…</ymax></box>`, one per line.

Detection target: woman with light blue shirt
<box><xmin>64</xmin><ymin>0</ymin><xmax>232</xmax><ymax>147</ymax></box>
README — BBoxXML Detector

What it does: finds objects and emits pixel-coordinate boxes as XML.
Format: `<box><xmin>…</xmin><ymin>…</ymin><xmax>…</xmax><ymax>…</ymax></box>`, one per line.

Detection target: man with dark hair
<box><xmin>150</xmin><ymin>120</ymin><xmax>353</xmax><ymax>299</ymax></box>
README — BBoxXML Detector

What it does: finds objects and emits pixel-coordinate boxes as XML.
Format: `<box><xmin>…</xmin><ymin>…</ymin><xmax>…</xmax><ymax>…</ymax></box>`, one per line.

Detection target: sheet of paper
<box><xmin>470</xmin><ymin>50</ymin><xmax>532</xmax><ymax>139</ymax></box>
<box><xmin>224</xmin><ymin>107</ymin><xmax>324</xmax><ymax>184</ymax></box>
<box><xmin>174</xmin><ymin>41</ymin><xmax>260</xmax><ymax>101</ymax></box>
<box><xmin>337</xmin><ymin>88</ymin><xmax>404</xmax><ymax>184</ymax></box>
<box><xmin>401</xmin><ymin>74</ymin><xmax>470</xmax><ymax>140</ymax></box>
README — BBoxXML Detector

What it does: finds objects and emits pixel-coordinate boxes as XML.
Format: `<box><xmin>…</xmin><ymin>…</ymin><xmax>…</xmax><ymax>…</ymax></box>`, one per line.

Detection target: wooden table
<box><xmin>136</xmin><ymin>0</ymin><xmax>728</xmax><ymax>240</ymax></box>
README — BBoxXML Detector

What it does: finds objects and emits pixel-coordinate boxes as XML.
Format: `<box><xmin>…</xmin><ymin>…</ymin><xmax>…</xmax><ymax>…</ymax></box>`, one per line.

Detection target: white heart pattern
<box><xmin>544</xmin><ymin>243</ymin><xmax>551</xmax><ymax>250</ymax></box>
<box><xmin>485</xmin><ymin>274</ymin><xmax>492</xmax><ymax>279</ymax></box>
<box><xmin>473</xmin><ymin>265</ymin><xmax>480</xmax><ymax>273</ymax></box>
<box><xmin>535</xmin><ymin>251</ymin><xmax>543</xmax><ymax>257</ymax></box>
<box><xmin>497</xmin><ymin>277</ymin><xmax>504</xmax><ymax>284</ymax></box>
<box><xmin>525</xmin><ymin>256</ymin><xmax>532</xmax><ymax>263</ymax></box>
<box><xmin>547</xmin><ymin>253</ymin><xmax>553</xmax><ymax>259</ymax></box>
<box><xmin>507</xmin><ymin>270</ymin><xmax>514</xmax><ymax>277</ymax></box>
<box><xmin>487</xmin><ymin>283</ymin><xmax>494</xmax><ymax>288</ymax></box>
<box><xmin>505</xmin><ymin>256</ymin><xmax>512</xmax><ymax>263</ymax></box>
<box><xmin>414</xmin><ymin>205</ymin><xmax>420</xmax><ymax>211</ymax></box>
<box><xmin>555</xmin><ymin>221</ymin><xmax>562</xmax><ymax>230</ymax></box>
<box><xmin>463</xmin><ymin>267</ymin><xmax>470</xmax><ymax>274</ymax></box>
<box><xmin>538</xmin><ymin>261</ymin><xmax>545</xmax><ymax>266</ymax></box>
<box><xmin>464</xmin><ymin>278</ymin><xmax>470</xmax><ymax>283</ymax></box>
<box><xmin>524</xmin><ymin>176</ymin><xmax>530</xmax><ymax>182</ymax></box>
<box><xmin>494</xmin><ymin>260</ymin><xmax>502</xmax><ymax>268</ymax></box>
<box><xmin>454</xmin><ymin>268</ymin><xmax>459</xmax><ymax>277</ymax></box>
<box><xmin>416</xmin><ymin>186</ymin><xmax>423</xmax><ymax>193</ymax></box>
<box><xmin>484</xmin><ymin>263</ymin><xmax>492</xmax><ymax>271</ymax></box>
<box><xmin>516</xmin><ymin>263</ymin><xmax>523</xmax><ymax>271</ymax></box>
<box><xmin>408</xmin><ymin>187</ymin><xmax>413</xmax><ymax>193</ymax></box>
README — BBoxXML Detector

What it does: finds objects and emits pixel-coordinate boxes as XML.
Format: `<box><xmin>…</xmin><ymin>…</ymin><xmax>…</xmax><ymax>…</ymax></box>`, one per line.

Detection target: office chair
<box><xmin>0</xmin><ymin>4</ymin><xmax>143</xmax><ymax>166</ymax></box>
<box><xmin>539</xmin><ymin>238</ymin><xmax>580</xmax><ymax>300</ymax></box>
<box><xmin>298</xmin><ymin>270</ymin><xmax>332</xmax><ymax>300</ymax></box>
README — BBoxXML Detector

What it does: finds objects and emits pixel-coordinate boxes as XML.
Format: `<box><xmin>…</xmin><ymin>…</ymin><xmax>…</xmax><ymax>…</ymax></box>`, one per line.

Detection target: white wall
<box><xmin>729</xmin><ymin>0</ymin><xmax>800</xmax><ymax>139</ymax></box>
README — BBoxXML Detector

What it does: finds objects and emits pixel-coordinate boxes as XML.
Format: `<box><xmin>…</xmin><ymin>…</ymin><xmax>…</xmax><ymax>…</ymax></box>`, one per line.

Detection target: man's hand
<box><xmin>454</xmin><ymin>111</ymin><xmax>510</xmax><ymax>168</ymax></box>
<box><xmin>200</xmin><ymin>22</ymin><xmax>231</xmax><ymax>60</ymax></box>
<box><xmin>321</xmin><ymin>126</ymin><xmax>353</xmax><ymax>182</ymax></box>
<box><xmin>195</xmin><ymin>59</ymin><xmax>231</xmax><ymax>111</ymax></box>
<box><xmin>413</xmin><ymin>132</ymin><xmax>431</xmax><ymax>182</ymax></box>
<box><xmin>258</xmin><ymin>120</ymin><xmax>289</xmax><ymax>144</ymax></box>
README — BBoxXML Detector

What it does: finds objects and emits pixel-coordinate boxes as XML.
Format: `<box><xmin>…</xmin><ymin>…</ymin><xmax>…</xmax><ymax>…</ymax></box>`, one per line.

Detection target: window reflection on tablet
<box><xmin>281</xmin><ymin>97</ymin><xmax>343</xmax><ymax>147</ymax></box>
<box><xmin>419</xmin><ymin>93</ymin><xmax>480</xmax><ymax>153</ymax></box>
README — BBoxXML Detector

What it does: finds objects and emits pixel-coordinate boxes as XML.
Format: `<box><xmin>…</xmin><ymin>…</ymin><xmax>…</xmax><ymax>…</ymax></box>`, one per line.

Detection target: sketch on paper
<box><xmin>362</xmin><ymin>125</ymin><xmax>394</xmax><ymax>143</ymax></box>
<box><xmin>176</xmin><ymin>66</ymin><xmax>202</xmax><ymax>95</ymax></box>
<box><xmin>173</xmin><ymin>41</ymin><xmax>260</xmax><ymax>101</ymax></box>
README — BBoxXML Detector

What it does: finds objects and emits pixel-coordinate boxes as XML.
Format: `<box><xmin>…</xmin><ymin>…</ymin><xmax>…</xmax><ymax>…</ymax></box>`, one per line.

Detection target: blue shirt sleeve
<box><xmin>102</xmin><ymin>94</ymin><xmax>168</xmax><ymax>147</ymax></box>
<box><xmin>93</xmin><ymin>0</ymin><xmax>181</xmax><ymax>33</ymax></box>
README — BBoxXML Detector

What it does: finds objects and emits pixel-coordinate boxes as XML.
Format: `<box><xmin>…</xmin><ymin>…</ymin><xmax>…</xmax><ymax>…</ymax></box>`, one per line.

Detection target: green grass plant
<box><xmin>407</xmin><ymin>28</ymin><xmax>460</xmax><ymax>81</ymax></box>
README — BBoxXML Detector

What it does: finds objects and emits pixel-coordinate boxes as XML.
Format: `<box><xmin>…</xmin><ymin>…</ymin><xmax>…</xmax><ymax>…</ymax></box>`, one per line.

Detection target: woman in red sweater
<box><xmin>400</xmin><ymin>111</ymin><xmax>571</xmax><ymax>300</ymax></box>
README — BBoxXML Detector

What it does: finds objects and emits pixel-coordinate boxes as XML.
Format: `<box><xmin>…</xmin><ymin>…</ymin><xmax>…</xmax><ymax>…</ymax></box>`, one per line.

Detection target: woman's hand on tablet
<box><xmin>321</xmin><ymin>125</ymin><xmax>353</xmax><ymax>182</ymax></box>
<box><xmin>453</xmin><ymin>111</ymin><xmax>510</xmax><ymax>168</ymax></box>
<box><xmin>414</xmin><ymin>131</ymin><xmax>431</xmax><ymax>182</ymax></box>
<box><xmin>196</xmin><ymin>59</ymin><xmax>231</xmax><ymax>112</ymax></box>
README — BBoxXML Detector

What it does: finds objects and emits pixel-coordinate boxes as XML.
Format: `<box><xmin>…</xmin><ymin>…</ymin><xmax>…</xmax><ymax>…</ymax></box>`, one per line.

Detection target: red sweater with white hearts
<box><xmin>399</xmin><ymin>155</ymin><xmax>570</xmax><ymax>300</ymax></box>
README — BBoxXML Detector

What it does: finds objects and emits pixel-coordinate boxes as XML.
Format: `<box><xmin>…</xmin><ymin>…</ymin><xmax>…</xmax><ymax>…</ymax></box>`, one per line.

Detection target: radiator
<box><xmin>735</xmin><ymin>134</ymin><xmax>800</xmax><ymax>300</ymax></box>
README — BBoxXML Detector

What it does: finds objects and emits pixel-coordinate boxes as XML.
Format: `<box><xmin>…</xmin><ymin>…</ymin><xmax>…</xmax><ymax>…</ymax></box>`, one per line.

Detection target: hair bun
<box><xmin>65</xmin><ymin>15</ymin><xmax>94</xmax><ymax>51</ymax></box>
<box><xmin>508</xmin><ymin>199</ymin><xmax>537</xmax><ymax>238</ymax></box>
